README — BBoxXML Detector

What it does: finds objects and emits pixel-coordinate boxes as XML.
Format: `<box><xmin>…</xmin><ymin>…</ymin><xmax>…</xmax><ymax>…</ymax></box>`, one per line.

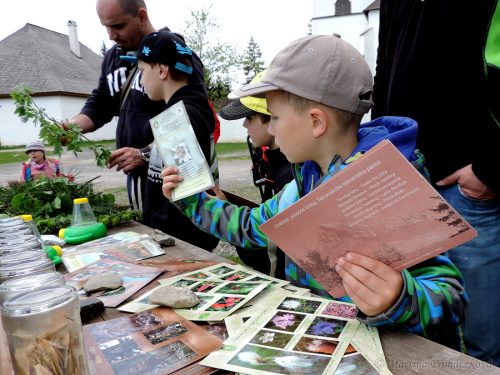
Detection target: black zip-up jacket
<box><xmin>372</xmin><ymin>0</ymin><xmax>500</xmax><ymax>193</ymax></box>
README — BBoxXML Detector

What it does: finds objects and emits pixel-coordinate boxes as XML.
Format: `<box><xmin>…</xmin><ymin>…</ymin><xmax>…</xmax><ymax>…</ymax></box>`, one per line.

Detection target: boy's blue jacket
<box><xmin>174</xmin><ymin>116</ymin><xmax>467</xmax><ymax>344</ymax></box>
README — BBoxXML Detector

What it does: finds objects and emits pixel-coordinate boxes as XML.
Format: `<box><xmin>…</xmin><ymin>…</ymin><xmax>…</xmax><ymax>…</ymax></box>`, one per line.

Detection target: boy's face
<box><xmin>243</xmin><ymin>115</ymin><xmax>274</xmax><ymax>148</ymax></box>
<box><xmin>138</xmin><ymin>61</ymin><xmax>162</xmax><ymax>101</ymax></box>
<box><xmin>266</xmin><ymin>92</ymin><xmax>313</xmax><ymax>164</ymax></box>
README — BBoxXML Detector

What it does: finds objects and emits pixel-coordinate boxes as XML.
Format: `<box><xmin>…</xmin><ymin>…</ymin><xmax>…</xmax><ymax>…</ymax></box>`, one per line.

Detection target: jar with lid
<box><xmin>0</xmin><ymin>271</ymin><xmax>65</xmax><ymax>304</ymax></box>
<box><xmin>0</xmin><ymin>258</ymin><xmax>54</xmax><ymax>284</ymax></box>
<box><xmin>0</xmin><ymin>249</ymin><xmax>47</xmax><ymax>267</ymax></box>
<box><xmin>0</xmin><ymin>237</ymin><xmax>42</xmax><ymax>253</ymax></box>
<box><xmin>1</xmin><ymin>285</ymin><xmax>89</xmax><ymax>374</ymax></box>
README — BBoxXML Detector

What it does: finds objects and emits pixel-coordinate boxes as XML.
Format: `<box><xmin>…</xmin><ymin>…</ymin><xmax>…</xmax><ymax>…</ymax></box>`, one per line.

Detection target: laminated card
<box><xmin>150</xmin><ymin>100</ymin><xmax>214</xmax><ymax>201</ymax></box>
<box><xmin>259</xmin><ymin>140</ymin><xmax>477</xmax><ymax>298</ymax></box>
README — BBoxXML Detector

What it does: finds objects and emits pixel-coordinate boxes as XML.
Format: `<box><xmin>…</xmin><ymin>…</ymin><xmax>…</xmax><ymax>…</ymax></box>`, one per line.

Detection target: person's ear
<box><xmin>158</xmin><ymin>64</ymin><xmax>169</xmax><ymax>79</ymax></box>
<box><xmin>137</xmin><ymin>8</ymin><xmax>149</xmax><ymax>26</ymax></box>
<box><xmin>309</xmin><ymin>108</ymin><xmax>328</xmax><ymax>138</ymax></box>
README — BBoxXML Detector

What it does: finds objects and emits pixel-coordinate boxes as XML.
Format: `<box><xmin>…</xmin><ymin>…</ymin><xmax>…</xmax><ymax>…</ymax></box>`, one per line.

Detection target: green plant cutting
<box><xmin>11</xmin><ymin>85</ymin><xmax>111</xmax><ymax>168</ymax></box>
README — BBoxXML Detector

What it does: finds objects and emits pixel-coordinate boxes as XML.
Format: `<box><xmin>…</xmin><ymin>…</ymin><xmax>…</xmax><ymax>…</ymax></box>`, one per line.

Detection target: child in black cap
<box><xmin>121</xmin><ymin>30</ymin><xmax>220</xmax><ymax>251</ymax></box>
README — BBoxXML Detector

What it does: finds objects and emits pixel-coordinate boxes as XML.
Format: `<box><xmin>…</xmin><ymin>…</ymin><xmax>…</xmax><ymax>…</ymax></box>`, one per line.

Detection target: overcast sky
<box><xmin>1</xmin><ymin>0</ymin><xmax>312</xmax><ymax>65</ymax></box>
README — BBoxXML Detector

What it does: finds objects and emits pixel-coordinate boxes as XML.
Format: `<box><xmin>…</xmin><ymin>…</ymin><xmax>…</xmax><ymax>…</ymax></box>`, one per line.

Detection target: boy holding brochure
<box><xmin>161</xmin><ymin>35</ymin><xmax>467</xmax><ymax>348</ymax></box>
<box><xmin>122</xmin><ymin>30</ymin><xmax>219</xmax><ymax>251</ymax></box>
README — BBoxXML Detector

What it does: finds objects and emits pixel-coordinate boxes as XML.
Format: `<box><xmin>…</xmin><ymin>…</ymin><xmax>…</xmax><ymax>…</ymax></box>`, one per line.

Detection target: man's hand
<box><xmin>335</xmin><ymin>252</ymin><xmax>403</xmax><ymax>317</ymax></box>
<box><xmin>436</xmin><ymin>164</ymin><xmax>496</xmax><ymax>200</ymax></box>
<box><xmin>108</xmin><ymin>147</ymin><xmax>144</xmax><ymax>173</ymax></box>
<box><xmin>161</xmin><ymin>166</ymin><xmax>183</xmax><ymax>200</ymax></box>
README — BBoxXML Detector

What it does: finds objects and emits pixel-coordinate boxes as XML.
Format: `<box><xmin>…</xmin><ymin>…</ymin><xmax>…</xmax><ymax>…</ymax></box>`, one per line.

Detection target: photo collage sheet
<box><xmin>83</xmin><ymin>308</ymin><xmax>223</xmax><ymax>375</ymax></box>
<box><xmin>119</xmin><ymin>263</ymin><xmax>291</xmax><ymax>321</ymax></box>
<box><xmin>64</xmin><ymin>258</ymin><xmax>163</xmax><ymax>307</ymax></box>
<box><xmin>205</xmin><ymin>284</ymin><xmax>391</xmax><ymax>375</ymax></box>
<box><xmin>62</xmin><ymin>231</ymin><xmax>165</xmax><ymax>272</ymax></box>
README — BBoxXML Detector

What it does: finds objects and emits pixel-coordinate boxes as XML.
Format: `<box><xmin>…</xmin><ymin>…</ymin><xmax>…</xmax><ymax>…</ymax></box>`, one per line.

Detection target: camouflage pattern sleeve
<box><xmin>358</xmin><ymin>255</ymin><xmax>468</xmax><ymax>340</ymax></box>
<box><xmin>174</xmin><ymin>190</ymin><xmax>282</xmax><ymax>249</ymax></box>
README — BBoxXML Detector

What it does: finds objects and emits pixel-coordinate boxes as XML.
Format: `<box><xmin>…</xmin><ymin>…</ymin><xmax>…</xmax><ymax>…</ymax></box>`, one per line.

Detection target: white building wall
<box><xmin>313</xmin><ymin>0</ymin><xmax>374</xmax><ymax>17</ymax></box>
<box><xmin>311</xmin><ymin>1</ymin><xmax>380</xmax><ymax>75</ymax></box>
<box><xmin>0</xmin><ymin>96</ymin><xmax>117</xmax><ymax>146</ymax></box>
<box><xmin>312</xmin><ymin>14</ymin><xmax>368</xmax><ymax>55</ymax></box>
<box><xmin>217</xmin><ymin>117</ymin><xmax>246</xmax><ymax>142</ymax></box>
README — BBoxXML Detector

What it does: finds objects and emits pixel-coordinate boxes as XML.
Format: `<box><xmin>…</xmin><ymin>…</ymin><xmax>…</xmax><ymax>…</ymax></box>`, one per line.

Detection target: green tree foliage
<box><xmin>181</xmin><ymin>6</ymin><xmax>240</xmax><ymax>109</ymax></box>
<box><xmin>241</xmin><ymin>37</ymin><xmax>265</xmax><ymax>83</ymax></box>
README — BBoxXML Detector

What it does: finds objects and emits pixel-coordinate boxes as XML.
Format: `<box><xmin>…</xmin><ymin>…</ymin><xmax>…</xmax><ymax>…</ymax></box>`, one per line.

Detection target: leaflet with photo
<box><xmin>62</xmin><ymin>235</ymin><xmax>165</xmax><ymax>272</ymax></box>
<box><xmin>150</xmin><ymin>100</ymin><xmax>214</xmax><ymax>201</ymax></box>
<box><xmin>83</xmin><ymin>308</ymin><xmax>223</xmax><ymax>374</ymax></box>
<box><xmin>64</xmin><ymin>258</ymin><xmax>163</xmax><ymax>307</ymax></box>
<box><xmin>259</xmin><ymin>140</ymin><xmax>477</xmax><ymax>297</ymax></box>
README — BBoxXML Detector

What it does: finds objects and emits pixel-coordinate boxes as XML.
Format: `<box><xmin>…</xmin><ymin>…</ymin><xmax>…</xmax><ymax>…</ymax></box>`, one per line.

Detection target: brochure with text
<box><xmin>259</xmin><ymin>140</ymin><xmax>477</xmax><ymax>297</ymax></box>
<box><xmin>150</xmin><ymin>100</ymin><xmax>214</xmax><ymax>201</ymax></box>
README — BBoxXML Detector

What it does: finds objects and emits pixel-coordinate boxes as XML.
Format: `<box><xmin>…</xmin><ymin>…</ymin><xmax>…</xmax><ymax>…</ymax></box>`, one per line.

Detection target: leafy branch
<box><xmin>11</xmin><ymin>85</ymin><xmax>111</xmax><ymax>167</ymax></box>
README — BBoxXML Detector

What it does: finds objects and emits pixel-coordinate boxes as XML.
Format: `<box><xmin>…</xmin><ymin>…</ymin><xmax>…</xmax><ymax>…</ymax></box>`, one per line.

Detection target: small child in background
<box><xmin>219</xmin><ymin>71</ymin><xmax>293</xmax><ymax>278</ymax></box>
<box><xmin>21</xmin><ymin>140</ymin><xmax>69</xmax><ymax>181</ymax></box>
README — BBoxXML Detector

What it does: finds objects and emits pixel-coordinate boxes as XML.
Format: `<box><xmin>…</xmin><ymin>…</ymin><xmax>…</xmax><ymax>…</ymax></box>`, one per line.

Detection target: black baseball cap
<box><xmin>120</xmin><ymin>31</ymin><xmax>193</xmax><ymax>75</ymax></box>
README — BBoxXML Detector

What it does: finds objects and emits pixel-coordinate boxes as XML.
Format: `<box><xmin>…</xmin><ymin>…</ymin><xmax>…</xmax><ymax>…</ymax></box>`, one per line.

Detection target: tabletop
<box><xmin>1</xmin><ymin>221</ymin><xmax>499</xmax><ymax>375</ymax></box>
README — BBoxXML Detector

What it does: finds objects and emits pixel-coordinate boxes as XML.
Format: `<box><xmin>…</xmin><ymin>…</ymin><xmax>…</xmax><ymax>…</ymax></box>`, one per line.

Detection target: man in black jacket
<box><xmin>372</xmin><ymin>0</ymin><xmax>500</xmax><ymax>364</ymax></box>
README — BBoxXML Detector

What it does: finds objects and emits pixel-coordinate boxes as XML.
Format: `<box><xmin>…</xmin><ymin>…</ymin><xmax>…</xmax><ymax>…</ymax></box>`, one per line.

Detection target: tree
<box><xmin>99</xmin><ymin>41</ymin><xmax>108</xmax><ymax>57</ymax></box>
<box><xmin>181</xmin><ymin>6</ymin><xmax>240</xmax><ymax>109</ymax></box>
<box><xmin>240</xmin><ymin>37</ymin><xmax>265</xmax><ymax>83</ymax></box>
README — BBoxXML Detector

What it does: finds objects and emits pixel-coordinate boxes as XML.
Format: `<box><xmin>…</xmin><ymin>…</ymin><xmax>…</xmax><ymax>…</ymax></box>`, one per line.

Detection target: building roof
<box><xmin>0</xmin><ymin>23</ymin><xmax>102</xmax><ymax>97</ymax></box>
<box><xmin>365</xmin><ymin>0</ymin><xmax>381</xmax><ymax>12</ymax></box>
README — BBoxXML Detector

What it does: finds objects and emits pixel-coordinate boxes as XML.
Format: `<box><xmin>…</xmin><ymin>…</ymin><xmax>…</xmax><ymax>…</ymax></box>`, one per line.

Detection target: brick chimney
<box><xmin>67</xmin><ymin>20</ymin><xmax>81</xmax><ymax>58</ymax></box>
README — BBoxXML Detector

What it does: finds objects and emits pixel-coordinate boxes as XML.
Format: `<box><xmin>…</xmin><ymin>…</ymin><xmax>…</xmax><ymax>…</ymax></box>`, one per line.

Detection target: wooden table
<box><xmin>1</xmin><ymin>221</ymin><xmax>499</xmax><ymax>374</ymax></box>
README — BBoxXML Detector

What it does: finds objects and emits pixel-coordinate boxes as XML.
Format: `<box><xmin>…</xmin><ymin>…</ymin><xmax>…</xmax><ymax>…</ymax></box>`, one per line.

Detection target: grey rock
<box><xmin>83</xmin><ymin>273</ymin><xmax>123</xmax><ymax>293</ymax></box>
<box><xmin>150</xmin><ymin>229</ymin><xmax>176</xmax><ymax>247</ymax></box>
<box><xmin>149</xmin><ymin>285</ymin><xmax>200</xmax><ymax>308</ymax></box>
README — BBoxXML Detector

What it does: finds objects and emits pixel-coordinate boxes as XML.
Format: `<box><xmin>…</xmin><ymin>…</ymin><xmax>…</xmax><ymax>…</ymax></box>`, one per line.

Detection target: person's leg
<box><xmin>439</xmin><ymin>184</ymin><xmax>500</xmax><ymax>366</ymax></box>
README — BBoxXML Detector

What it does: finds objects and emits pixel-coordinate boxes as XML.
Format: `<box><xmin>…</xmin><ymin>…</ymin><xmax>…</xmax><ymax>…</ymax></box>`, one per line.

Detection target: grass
<box><xmin>215</xmin><ymin>142</ymin><xmax>247</xmax><ymax>154</ymax></box>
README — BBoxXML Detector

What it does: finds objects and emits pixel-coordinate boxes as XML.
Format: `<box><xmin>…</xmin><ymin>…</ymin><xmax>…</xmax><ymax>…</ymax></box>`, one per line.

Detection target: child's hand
<box><xmin>335</xmin><ymin>252</ymin><xmax>403</xmax><ymax>317</ymax></box>
<box><xmin>161</xmin><ymin>166</ymin><xmax>183</xmax><ymax>199</ymax></box>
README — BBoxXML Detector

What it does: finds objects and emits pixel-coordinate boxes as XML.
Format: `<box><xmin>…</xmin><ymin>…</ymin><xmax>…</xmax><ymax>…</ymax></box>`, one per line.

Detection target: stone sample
<box><xmin>83</xmin><ymin>273</ymin><xmax>123</xmax><ymax>293</ymax></box>
<box><xmin>149</xmin><ymin>285</ymin><xmax>200</xmax><ymax>308</ymax></box>
<box><xmin>150</xmin><ymin>229</ymin><xmax>176</xmax><ymax>247</ymax></box>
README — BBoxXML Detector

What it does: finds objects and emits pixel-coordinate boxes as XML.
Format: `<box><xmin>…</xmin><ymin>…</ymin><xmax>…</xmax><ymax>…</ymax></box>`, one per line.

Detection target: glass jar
<box><xmin>1</xmin><ymin>285</ymin><xmax>89</xmax><ymax>375</ymax></box>
<box><xmin>0</xmin><ymin>259</ymin><xmax>55</xmax><ymax>284</ymax></box>
<box><xmin>0</xmin><ymin>226</ymin><xmax>33</xmax><ymax>239</ymax></box>
<box><xmin>0</xmin><ymin>217</ymin><xmax>25</xmax><ymax>228</ymax></box>
<box><xmin>0</xmin><ymin>237</ymin><xmax>42</xmax><ymax>253</ymax></box>
<box><xmin>0</xmin><ymin>272</ymin><xmax>65</xmax><ymax>304</ymax></box>
<box><xmin>0</xmin><ymin>250</ymin><xmax>47</xmax><ymax>267</ymax></box>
